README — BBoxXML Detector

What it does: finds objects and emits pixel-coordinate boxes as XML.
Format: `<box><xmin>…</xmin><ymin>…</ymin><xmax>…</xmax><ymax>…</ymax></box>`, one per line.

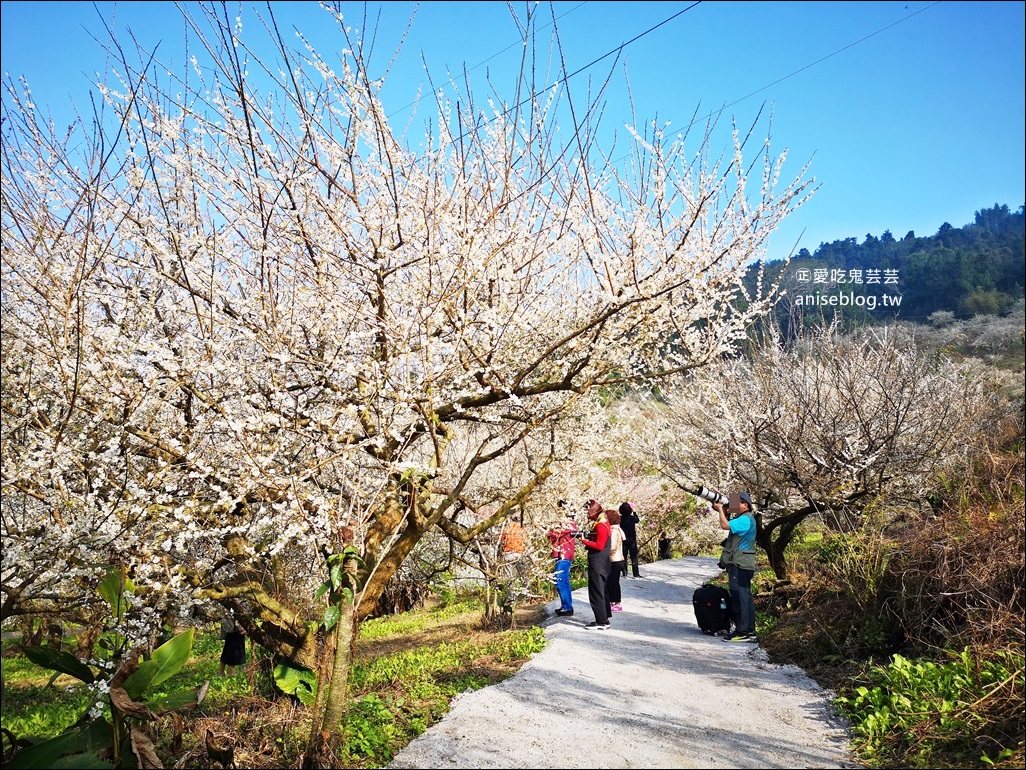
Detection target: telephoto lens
<box><xmin>695</xmin><ymin>486</ymin><xmax>729</xmax><ymax>506</ymax></box>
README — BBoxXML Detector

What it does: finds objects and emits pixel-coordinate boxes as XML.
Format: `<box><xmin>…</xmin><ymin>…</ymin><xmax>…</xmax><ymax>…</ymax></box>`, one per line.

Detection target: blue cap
<box><xmin>739</xmin><ymin>492</ymin><xmax>753</xmax><ymax>506</ymax></box>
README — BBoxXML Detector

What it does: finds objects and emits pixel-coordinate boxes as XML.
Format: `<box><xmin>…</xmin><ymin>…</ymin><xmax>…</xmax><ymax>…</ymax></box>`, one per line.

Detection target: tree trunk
<box><xmin>301</xmin><ymin>598</ymin><xmax>358</xmax><ymax>769</ymax></box>
<box><xmin>198</xmin><ymin>534</ymin><xmax>322</xmax><ymax>670</ymax></box>
<box><xmin>302</xmin><ymin>548</ymin><xmax>361</xmax><ymax>769</ymax></box>
<box><xmin>200</xmin><ymin>582</ymin><xmax>321</xmax><ymax>671</ymax></box>
<box><xmin>755</xmin><ymin>506</ymin><xmax>817</xmax><ymax>580</ymax></box>
<box><xmin>357</xmin><ymin>491</ymin><xmax>439</xmax><ymax>621</ymax></box>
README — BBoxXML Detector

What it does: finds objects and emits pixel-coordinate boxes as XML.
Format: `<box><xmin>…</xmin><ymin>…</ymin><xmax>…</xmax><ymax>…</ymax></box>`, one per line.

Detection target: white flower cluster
<box><xmin>87</xmin><ymin>678</ymin><xmax>112</xmax><ymax>720</ymax></box>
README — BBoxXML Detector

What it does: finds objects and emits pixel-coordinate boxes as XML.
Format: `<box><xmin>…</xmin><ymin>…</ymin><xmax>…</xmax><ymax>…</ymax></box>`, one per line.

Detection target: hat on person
<box><xmin>738</xmin><ymin>492</ymin><xmax>753</xmax><ymax>507</ymax></box>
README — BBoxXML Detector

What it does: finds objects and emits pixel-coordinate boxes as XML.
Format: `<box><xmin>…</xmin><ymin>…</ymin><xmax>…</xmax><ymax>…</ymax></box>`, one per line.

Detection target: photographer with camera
<box><xmin>711</xmin><ymin>491</ymin><xmax>759</xmax><ymax>643</ymax></box>
<box><xmin>546</xmin><ymin>501</ymin><xmax>577</xmax><ymax>617</ymax></box>
<box><xmin>579</xmin><ymin>498</ymin><xmax>612</xmax><ymax>629</ymax></box>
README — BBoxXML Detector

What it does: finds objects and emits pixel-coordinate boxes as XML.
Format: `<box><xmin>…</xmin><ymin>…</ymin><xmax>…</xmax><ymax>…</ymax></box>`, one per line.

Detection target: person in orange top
<box><xmin>499</xmin><ymin>518</ymin><xmax>527</xmax><ymax>556</ymax></box>
<box><xmin>579</xmin><ymin>499</ymin><xmax>611</xmax><ymax>628</ymax></box>
<box><xmin>498</xmin><ymin>515</ymin><xmax>530</xmax><ymax>607</ymax></box>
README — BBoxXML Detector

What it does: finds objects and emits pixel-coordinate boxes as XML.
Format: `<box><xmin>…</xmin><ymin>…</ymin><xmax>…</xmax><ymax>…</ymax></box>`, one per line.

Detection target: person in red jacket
<box><xmin>579</xmin><ymin>499</ymin><xmax>611</xmax><ymax>628</ymax></box>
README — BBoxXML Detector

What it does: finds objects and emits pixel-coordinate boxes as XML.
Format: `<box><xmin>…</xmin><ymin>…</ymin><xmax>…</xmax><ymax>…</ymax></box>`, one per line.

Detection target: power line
<box><xmin>600</xmin><ymin>2</ymin><xmax>943</xmax><ymax>168</ymax></box>
<box><xmin>405</xmin><ymin>1</ymin><xmax>941</xmax><ymax>149</ymax></box>
<box><xmin>386</xmin><ymin>0</ymin><xmax>593</xmax><ymax>121</ymax></box>
<box><xmin>709</xmin><ymin>1</ymin><xmax>943</xmax><ymax>122</ymax></box>
<box><xmin>552</xmin><ymin>2</ymin><xmax>702</xmax><ymax>96</ymax></box>
<box><xmin>393</xmin><ymin>1</ymin><xmax>704</xmax><ymax>139</ymax></box>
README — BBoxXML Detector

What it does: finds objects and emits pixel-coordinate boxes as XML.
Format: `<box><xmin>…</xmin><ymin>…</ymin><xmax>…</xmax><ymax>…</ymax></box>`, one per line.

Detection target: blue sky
<box><xmin>2</xmin><ymin>1</ymin><xmax>1023</xmax><ymax>263</ymax></box>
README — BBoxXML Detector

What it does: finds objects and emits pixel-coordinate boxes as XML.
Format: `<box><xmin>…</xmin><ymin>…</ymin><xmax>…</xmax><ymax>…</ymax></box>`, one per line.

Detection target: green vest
<box><xmin>720</xmin><ymin>511</ymin><xmax>758</xmax><ymax>571</ymax></box>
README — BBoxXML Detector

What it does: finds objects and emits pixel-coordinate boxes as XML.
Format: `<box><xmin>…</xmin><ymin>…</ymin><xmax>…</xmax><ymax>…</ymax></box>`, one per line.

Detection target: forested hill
<box><xmin>755</xmin><ymin>203</ymin><xmax>1025</xmax><ymax>327</ymax></box>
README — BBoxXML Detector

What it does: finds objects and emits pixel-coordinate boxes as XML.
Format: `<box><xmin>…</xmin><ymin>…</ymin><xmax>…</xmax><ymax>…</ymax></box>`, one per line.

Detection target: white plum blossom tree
<box><xmin>1</xmin><ymin>4</ymin><xmax>811</xmax><ymax>764</ymax></box>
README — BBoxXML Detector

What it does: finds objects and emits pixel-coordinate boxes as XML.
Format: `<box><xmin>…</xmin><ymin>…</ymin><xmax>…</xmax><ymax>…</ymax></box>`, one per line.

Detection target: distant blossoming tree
<box><xmin>626</xmin><ymin>325</ymin><xmax>1000</xmax><ymax>579</ymax></box>
<box><xmin>0</xmin><ymin>3</ymin><xmax>811</xmax><ymax>765</ymax></box>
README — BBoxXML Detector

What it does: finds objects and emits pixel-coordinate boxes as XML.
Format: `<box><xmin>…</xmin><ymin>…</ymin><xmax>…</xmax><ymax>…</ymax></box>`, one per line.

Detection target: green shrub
<box><xmin>811</xmin><ymin>529</ymin><xmax>893</xmax><ymax>612</ymax></box>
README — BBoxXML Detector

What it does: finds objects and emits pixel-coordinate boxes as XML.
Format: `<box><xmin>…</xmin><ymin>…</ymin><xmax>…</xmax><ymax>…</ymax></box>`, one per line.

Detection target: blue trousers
<box><xmin>554</xmin><ymin>558</ymin><xmax>573</xmax><ymax>611</ymax></box>
<box><xmin>727</xmin><ymin>563</ymin><xmax>756</xmax><ymax>635</ymax></box>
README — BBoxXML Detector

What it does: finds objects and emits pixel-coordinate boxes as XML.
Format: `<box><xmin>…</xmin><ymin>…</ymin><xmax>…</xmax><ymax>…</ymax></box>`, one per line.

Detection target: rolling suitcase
<box><xmin>692</xmin><ymin>583</ymin><xmax>732</xmax><ymax>635</ymax></box>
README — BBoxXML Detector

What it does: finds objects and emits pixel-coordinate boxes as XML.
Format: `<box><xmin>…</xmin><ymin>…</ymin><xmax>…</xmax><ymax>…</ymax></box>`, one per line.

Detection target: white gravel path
<box><xmin>388</xmin><ymin>556</ymin><xmax>859</xmax><ymax>769</ymax></box>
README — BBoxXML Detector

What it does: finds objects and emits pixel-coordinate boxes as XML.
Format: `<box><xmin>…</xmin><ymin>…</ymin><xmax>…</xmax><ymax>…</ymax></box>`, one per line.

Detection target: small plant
<box><xmin>835</xmin><ymin>647</ymin><xmax>1025</xmax><ymax>769</ymax></box>
<box><xmin>274</xmin><ymin>662</ymin><xmax>318</xmax><ymax>705</ymax></box>
<box><xmin>5</xmin><ymin>629</ymin><xmax>206</xmax><ymax>769</ymax></box>
<box><xmin>2</xmin><ymin>569</ymin><xmax>208</xmax><ymax>769</ymax></box>
<box><xmin>340</xmin><ymin>693</ymin><xmax>400</xmax><ymax>764</ymax></box>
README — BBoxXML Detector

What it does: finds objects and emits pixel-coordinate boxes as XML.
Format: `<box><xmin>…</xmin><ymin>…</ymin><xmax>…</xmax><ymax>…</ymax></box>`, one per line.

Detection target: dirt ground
<box><xmin>387</xmin><ymin>556</ymin><xmax>859</xmax><ymax>769</ymax></box>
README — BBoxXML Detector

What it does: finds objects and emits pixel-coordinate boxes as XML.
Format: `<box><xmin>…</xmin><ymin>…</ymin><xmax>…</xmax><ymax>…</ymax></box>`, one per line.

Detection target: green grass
<box><xmin>0</xmin><ymin>644</ymin><xmax>93</xmax><ymax>738</ymax></box>
<box><xmin>1</xmin><ymin>629</ymin><xmax>263</xmax><ymax>751</ymax></box>
<box><xmin>357</xmin><ymin>598</ymin><xmax>481</xmax><ymax>640</ymax></box>
<box><xmin>340</xmin><ymin>602</ymin><xmax>547</xmax><ymax>766</ymax></box>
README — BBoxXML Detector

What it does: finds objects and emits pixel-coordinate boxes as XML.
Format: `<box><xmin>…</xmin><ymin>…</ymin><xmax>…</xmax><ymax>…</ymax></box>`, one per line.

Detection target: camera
<box><xmin>694</xmin><ymin>486</ymin><xmax>729</xmax><ymax>506</ymax></box>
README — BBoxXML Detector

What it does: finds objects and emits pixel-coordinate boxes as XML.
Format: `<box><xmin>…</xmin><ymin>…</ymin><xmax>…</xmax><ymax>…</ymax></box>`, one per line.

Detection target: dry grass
<box><xmin>884</xmin><ymin>446</ymin><xmax>1025</xmax><ymax>653</ymax></box>
<box><xmin>757</xmin><ymin>417</ymin><xmax>1025</xmax><ymax>769</ymax></box>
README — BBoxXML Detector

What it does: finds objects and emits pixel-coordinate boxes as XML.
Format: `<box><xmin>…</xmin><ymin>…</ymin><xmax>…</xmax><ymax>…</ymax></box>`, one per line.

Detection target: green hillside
<box><xmin>752</xmin><ymin>203</ymin><xmax>1025</xmax><ymax>333</ymax></box>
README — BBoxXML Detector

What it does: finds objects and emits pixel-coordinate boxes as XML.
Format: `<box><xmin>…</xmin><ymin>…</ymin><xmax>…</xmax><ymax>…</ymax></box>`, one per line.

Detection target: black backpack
<box><xmin>692</xmin><ymin>583</ymin><xmax>732</xmax><ymax>635</ymax></box>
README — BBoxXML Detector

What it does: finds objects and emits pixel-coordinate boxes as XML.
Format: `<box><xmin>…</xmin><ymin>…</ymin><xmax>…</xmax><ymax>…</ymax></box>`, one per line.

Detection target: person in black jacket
<box><xmin>618</xmin><ymin>501</ymin><xmax>641</xmax><ymax>578</ymax></box>
<box><xmin>218</xmin><ymin>613</ymin><xmax>246</xmax><ymax>676</ymax></box>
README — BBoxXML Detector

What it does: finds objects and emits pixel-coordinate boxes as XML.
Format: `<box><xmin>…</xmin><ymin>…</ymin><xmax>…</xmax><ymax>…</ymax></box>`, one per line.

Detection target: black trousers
<box><xmin>621</xmin><ymin>537</ymin><xmax>640</xmax><ymax>576</ymax></box>
<box><xmin>606</xmin><ymin>561</ymin><xmax>624</xmax><ymax>604</ymax></box>
<box><xmin>587</xmin><ymin>557</ymin><xmax>611</xmax><ymax>624</ymax></box>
